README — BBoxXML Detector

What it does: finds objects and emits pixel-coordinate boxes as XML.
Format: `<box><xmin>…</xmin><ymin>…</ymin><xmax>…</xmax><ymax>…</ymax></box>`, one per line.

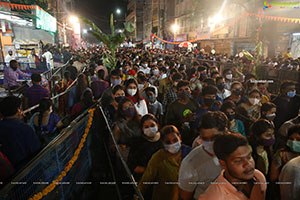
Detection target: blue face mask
<box><xmin>111</xmin><ymin>79</ymin><xmax>121</xmax><ymax>86</ymax></box>
<box><xmin>287</xmin><ymin>91</ymin><xmax>296</xmax><ymax>98</ymax></box>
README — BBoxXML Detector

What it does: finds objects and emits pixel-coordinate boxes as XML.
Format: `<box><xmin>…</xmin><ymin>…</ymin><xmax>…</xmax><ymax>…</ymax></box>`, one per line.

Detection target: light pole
<box><xmin>69</xmin><ymin>16</ymin><xmax>81</xmax><ymax>49</ymax></box>
<box><xmin>116</xmin><ymin>9</ymin><xmax>121</xmax><ymax>15</ymax></box>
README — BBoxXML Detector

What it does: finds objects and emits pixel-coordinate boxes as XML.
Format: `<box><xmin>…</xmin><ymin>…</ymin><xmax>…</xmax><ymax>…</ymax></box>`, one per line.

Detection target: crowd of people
<box><xmin>0</xmin><ymin>47</ymin><xmax>300</xmax><ymax>200</ymax></box>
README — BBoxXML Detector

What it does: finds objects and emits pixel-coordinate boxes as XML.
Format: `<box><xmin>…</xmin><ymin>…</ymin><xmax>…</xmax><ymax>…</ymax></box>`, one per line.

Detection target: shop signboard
<box><xmin>35</xmin><ymin>6</ymin><xmax>57</xmax><ymax>33</ymax></box>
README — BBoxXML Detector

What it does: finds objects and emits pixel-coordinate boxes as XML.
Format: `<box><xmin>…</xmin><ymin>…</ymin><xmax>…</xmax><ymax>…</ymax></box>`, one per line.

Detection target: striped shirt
<box><xmin>24</xmin><ymin>84</ymin><xmax>50</xmax><ymax>107</ymax></box>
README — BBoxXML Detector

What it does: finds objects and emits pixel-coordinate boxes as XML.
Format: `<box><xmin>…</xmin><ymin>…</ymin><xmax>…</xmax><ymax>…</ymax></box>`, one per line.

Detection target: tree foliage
<box><xmin>81</xmin><ymin>14</ymin><xmax>135</xmax><ymax>69</ymax></box>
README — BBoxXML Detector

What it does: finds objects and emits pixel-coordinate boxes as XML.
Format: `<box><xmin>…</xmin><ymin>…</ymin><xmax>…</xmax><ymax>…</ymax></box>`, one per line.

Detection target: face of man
<box><xmin>221</xmin><ymin>146</ymin><xmax>255</xmax><ymax>181</ymax></box>
<box><xmin>8</xmin><ymin>51</ymin><xmax>13</xmax><ymax>56</ymax></box>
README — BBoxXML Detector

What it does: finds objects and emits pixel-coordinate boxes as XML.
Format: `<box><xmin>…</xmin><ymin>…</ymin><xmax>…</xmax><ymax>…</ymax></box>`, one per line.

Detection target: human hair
<box><xmin>230</xmin><ymin>81</ymin><xmax>242</xmax><ymax>90</ymax></box>
<box><xmin>170</xmin><ymin>68</ymin><xmax>178</xmax><ymax>75</ymax></box>
<box><xmin>112</xmin><ymin>85</ymin><xmax>124</xmax><ymax>95</ymax></box>
<box><xmin>172</xmin><ymin>73</ymin><xmax>183</xmax><ymax>82</ymax></box>
<box><xmin>203</xmin><ymin>78</ymin><xmax>216</xmax><ymax>86</ymax></box>
<box><xmin>110</xmin><ymin>69</ymin><xmax>122</xmax><ymax>79</ymax></box>
<box><xmin>144</xmin><ymin>86</ymin><xmax>155</xmax><ymax>94</ymax></box>
<box><xmin>287</xmin><ymin>124</ymin><xmax>300</xmax><ymax>138</ymax></box>
<box><xmin>160</xmin><ymin>66</ymin><xmax>167</xmax><ymax>73</ymax></box>
<box><xmin>37</xmin><ymin>98</ymin><xmax>52</xmax><ymax>134</ymax></box>
<box><xmin>9</xmin><ymin>60</ymin><xmax>18</xmax><ymax>68</ymax></box>
<box><xmin>220</xmin><ymin>100</ymin><xmax>236</xmax><ymax>113</ymax></box>
<box><xmin>214</xmin><ymin>133</ymin><xmax>249</xmax><ymax>161</ymax></box>
<box><xmin>244</xmin><ymin>74</ymin><xmax>257</xmax><ymax>82</ymax></box>
<box><xmin>261</xmin><ymin>102</ymin><xmax>276</xmax><ymax>114</ymax></box>
<box><xmin>97</xmin><ymin>69</ymin><xmax>105</xmax><ymax>80</ymax></box>
<box><xmin>124</xmin><ymin>78</ymin><xmax>142</xmax><ymax>104</ymax></box>
<box><xmin>222</xmin><ymin>68</ymin><xmax>231</xmax><ymax>76</ymax></box>
<box><xmin>31</xmin><ymin>73</ymin><xmax>42</xmax><ymax>83</ymax></box>
<box><xmin>198</xmin><ymin>111</ymin><xmax>228</xmax><ymax>132</ymax></box>
<box><xmin>248</xmin><ymin>89</ymin><xmax>261</xmax><ymax>97</ymax></box>
<box><xmin>64</xmin><ymin>71</ymin><xmax>71</xmax><ymax>81</ymax></box>
<box><xmin>0</xmin><ymin>96</ymin><xmax>21</xmax><ymax>117</ymax></box>
<box><xmin>116</xmin><ymin>97</ymin><xmax>138</xmax><ymax>120</ymax></box>
<box><xmin>202</xmin><ymin>85</ymin><xmax>218</xmax><ymax>96</ymax></box>
<box><xmin>160</xmin><ymin>125</ymin><xmax>180</xmax><ymax>141</ymax></box>
<box><xmin>197</xmin><ymin>66</ymin><xmax>206</xmax><ymax>72</ymax></box>
<box><xmin>280</xmin><ymin>80</ymin><xmax>295</xmax><ymax>94</ymax></box>
<box><xmin>211</xmin><ymin>72</ymin><xmax>220</xmax><ymax>78</ymax></box>
<box><xmin>176</xmin><ymin>80</ymin><xmax>190</xmax><ymax>90</ymax></box>
<box><xmin>75</xmin><ymin>74</ymin><xmax>88</xmax><ymax>103</ymax></box>
<box><xmin>141</xmin><ymin>113</ymin><xmax>159</xmax><ymax>129</ymax></box>
<box><xmin>250</xmin><ymin>119</ymin><xmax>273</xmax><ymax>139</ymax></box>
<box><xmin>81</xmin><ymin>88</ymin><xmax>94</xmax><ymax>107</ymax></box>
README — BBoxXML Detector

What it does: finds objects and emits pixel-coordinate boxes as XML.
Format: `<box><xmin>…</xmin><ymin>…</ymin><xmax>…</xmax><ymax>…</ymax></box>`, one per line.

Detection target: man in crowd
<box><xmin>42</xmin><ymin>48</ymin><xmax>54</xmax><ymax>70</ymax></box>
<box><xmin>3</xmin><ymin>60</ymin><xmax>30</xmax><ymax>90</ymax></box>
<box><xmin>24</xmin><ymin>73</ymin><xmax>50</xmax><ymax>108</ymax></box>
<box><xmin>272</xmin><ymin>81</ymin><xmax>300</xmax><ymax>130</ymax></box>
<box><xmin>198</xmin><ymin>133</ymin><xmax>267</xmax><ymax>200</ymax></box>
<box><xmin>179</xmin><ymin>111</ymin><xmax>227</xmax><ymax>200</ymax></box>
<box><xmin>5</xmin><ymin>50</ymin><xmax>16</xmax><ymax>64</ymax></box>
<box><xmin>0</xmin><ymin>96</ymin><xmax>41</xmax><ymax>170</ymax></box>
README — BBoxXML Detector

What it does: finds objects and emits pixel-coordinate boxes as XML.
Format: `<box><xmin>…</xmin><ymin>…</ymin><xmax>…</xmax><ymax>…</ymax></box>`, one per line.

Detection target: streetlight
<box><xmin>116</xmin><ymin>9</ymin><xmax>121</xmax><ymax>15</ymax></box>
<box><xmin>69</xmin><ymin>16</ymin><xmax>79</xmax><ymax>25</ymax></box>
<box><xmin>171</xmin><ymin>24</ymin><xmax>179</xmax><ymax>41</ymax></box>
<box><xmin>83</xmin><ymin>29</ymin><xmax>88</xmax><ymax>34</ymax></box>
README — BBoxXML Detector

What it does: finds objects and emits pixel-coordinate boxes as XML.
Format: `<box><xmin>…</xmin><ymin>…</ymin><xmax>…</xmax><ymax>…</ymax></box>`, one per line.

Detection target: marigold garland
<box><xmin>28</xmin><ymin>108</ymin><xmax>96</xmax><ymax>200</ymax></box>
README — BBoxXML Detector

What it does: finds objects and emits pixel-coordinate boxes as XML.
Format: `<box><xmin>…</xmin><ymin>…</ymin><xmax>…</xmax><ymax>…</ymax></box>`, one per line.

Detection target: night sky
<box><xmin>75</xmin><ymin>0</ymin><xmax>127</xmax><ymax>34</ymax></box>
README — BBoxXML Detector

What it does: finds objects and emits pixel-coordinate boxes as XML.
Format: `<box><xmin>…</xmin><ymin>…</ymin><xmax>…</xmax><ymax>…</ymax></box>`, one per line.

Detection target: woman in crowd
<box><xmin>112</xmin><ymin>98</ymin><xmax>142</xmax><ymax>161</ymax></box>
<box><xmin>68</xmin><ymin>73</ymin><xmax>89</xmax><ymax>110</ymax></box>
<box><xmin>56</xmin><ymin>71</ymin><xmax>73</xmax><ymax>115</ymax></box>
<box><xmin>91</xmin><ymin>69</ymin><xmax>109</xmax><ymax>99</ymax></box>
<box><xmin>29</xmin><ymin>98</ymin><xmax>62</xmax><ymax>146</ymax></box>
<box><xmin>127</xmin><ymin>114</ymin><xmax>162</xmax><ymax>181</ymax></box>
<box><xmin>249</xmin><ymin>119</ymin><xmax>275</xmax><ymax>176</ymax></box>
<box><xmin>220</xmin><ymin>100</ymin><xmax>246</xmax><ymax>136</ymax></box>
<box><xmin>103</xmin><ymin>85</ymin><xmax>126</xmax><ymax>127</ymax></box>
<box><xmin>70</xmin><ymin>88</ymin><xmax>95</xmax><ymax>120</ymax></box>
<box><xmin>138</xmin><ymin>125</ymin><xmax>191</xmax><ymax>200</ymax></box>
<box><xmin>124</xmin><ymin>78</ymin><xmax>148</xmax><ymax>116</ymax></box>
<box><xmin>237</xmin><ymin>89</ymin><xmax>262</xmax><ymax>121</ymax></box>
<box><xmin>270</xmin><ymin>124</ymin><xmax>300</xmax><ymax>182</ymax></box>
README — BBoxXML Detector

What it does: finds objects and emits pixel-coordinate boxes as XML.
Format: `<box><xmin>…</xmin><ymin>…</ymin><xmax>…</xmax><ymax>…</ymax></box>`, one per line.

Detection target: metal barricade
<box><xmin>0</xmin><ymin>110</ymin><xmax>92</xmax><ymax>200</ymax></box>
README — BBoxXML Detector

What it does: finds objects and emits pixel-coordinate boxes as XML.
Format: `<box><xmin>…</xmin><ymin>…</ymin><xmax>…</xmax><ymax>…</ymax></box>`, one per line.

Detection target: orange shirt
<box><xmin>198</xmin><ymin>170</ymin><xmax>267</xmax><ymax>200</ymax></box>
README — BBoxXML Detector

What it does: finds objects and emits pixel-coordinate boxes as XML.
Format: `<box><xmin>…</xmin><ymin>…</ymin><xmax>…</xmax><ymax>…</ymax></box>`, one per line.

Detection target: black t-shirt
<box><xmin>272</xmin><ymin>95</ymin><xmax>300</xmax><ymax>130</ymax></box>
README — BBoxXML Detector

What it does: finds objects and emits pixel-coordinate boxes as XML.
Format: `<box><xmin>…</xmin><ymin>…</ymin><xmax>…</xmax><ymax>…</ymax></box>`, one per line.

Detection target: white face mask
<box><xmin>249</xmin><ymin>98</ymin><xmax>260</xmax><ymax>105</ymax></box>
<box><xmin>164</xmin><ymin>141</ymin><xmax>181</xmax><ymax>154</ymax></box>
<box><xmin>127</xmin><ymin>89</ymin><xmax>137</xmax><ymax>96</ymax></box>
<box><xmin>153</xmin><ymin>62</ymin><xmax>157</xmax><ymax>65</ymax></box>
<box><xmin>138</xmin><ymin>84</ymin><xmax>144</xmax><ymax>91</ymax></box>
<box><xmin>226</xmin><ymin>74</ymin><xmax>233</xmax><ymax>80</ymax></box>
<box><xmin>153</xmin><ymin>69</ymin><xmax>159</xmax><ymax>75</ymax></box>
<box><xmin>144</xmin><ymin>126</ymin><xmax>158</xmax><ymax>138</ymax></box>
<box><xmin>143</xmin><ymin>63</ymin><xmax>148</xmax><ymax>68</ymax></box>
<box><xmin>202</xmin><ymin>141</ymin><xmax>215</xmax><ymax>155</ymax></box>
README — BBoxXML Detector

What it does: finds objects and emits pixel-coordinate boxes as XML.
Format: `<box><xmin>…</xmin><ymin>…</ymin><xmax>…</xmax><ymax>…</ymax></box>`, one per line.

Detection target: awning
<box><xmin>12</xmin><ymin>24</ymin><xmax>54</xmax><ymax>45</ymax></box>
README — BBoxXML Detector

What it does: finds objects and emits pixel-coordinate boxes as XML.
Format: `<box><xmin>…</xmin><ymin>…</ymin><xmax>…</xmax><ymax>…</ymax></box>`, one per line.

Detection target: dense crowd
<box><xmin>0</xmin><ymin>47</ymin><xmax>300</xmax><ymax>200</ymax></box>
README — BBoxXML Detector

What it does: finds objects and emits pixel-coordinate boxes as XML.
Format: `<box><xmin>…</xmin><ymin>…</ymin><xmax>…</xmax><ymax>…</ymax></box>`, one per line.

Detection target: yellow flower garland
<box><xmin>28</xmin><ymin>108</ymin><xmax>96</xmax><ymax>200</ymax></box>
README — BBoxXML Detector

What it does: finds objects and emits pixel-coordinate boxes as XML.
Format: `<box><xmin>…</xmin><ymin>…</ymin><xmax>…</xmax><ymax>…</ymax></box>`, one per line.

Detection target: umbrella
<box><xmin>179</xmin><ymin>42</ymin><xmax>192</xmax><ymax>48</ymax></box>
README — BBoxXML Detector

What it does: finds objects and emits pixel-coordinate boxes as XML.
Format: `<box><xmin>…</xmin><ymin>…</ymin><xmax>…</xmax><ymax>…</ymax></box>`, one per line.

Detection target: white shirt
<box><xmin>27</xmin><ymin>54</ymin><xmax>36</xmax><ymax>68</ymax></box>
<box><xmin>279</xmin><ymin>156</ymin><xmax>300</xmax><ymax>200</ymax></box>
<box><xmin>134</xmin><ymin>99</ymin><xmax>148</xmax><ymax>116</ymax></box>
<box><xmin>42</xmin><ymin>51</ymin><xmax>54</xmax><ymax>69</ymax></box>
<box><xmin>139</xmin><ymin>66</ymin><xmax>151</xmax><ymax>74</ymax></box>
<box><xmin>217</xmin><ymin>89</ymin><xmax>231</xmax><ymax>100</ymax></box>
<box><xmin>178</xmin><ymin>145</ymin><xmax>222</xmax><ymax>200</ymax></box>
<box><xmin>5</xmin><ymin>54</ymin><xmax>15</xmax><ymax>64</ymax></box>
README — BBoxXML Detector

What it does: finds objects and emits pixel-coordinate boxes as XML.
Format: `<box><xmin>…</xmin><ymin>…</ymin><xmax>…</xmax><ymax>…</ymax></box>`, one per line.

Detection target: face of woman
<box><xmin>142</xmin><ymin>119</ymin><xmax>157</xmax><ymax>130</ymax></box>
<box><xmin>113</xmin><ymin>89</ymin><xmax>125</xmax><ymax>98</ymax></box>
<box><xmin>261</xmin><ymin>128</ymin><xmax>275</xmax><ymax>140</ymax></box>
<box><xmin>249</xmin><ymin>92</ymin><xmax>261</xmax><ymax>99</ymax></box>
<box><xmin>128</xmin><ymin>83</ymin><xmax>137</xmax><ymax>90</ymax></box>
<box><xmin>122</xmin><ymin>101</ymin><xmax>134</xmax><ymax>112</ymax></box>
<box><xmin>289</xmin><ymin>133</ymin><xmax>300</xmax><ymax>142</ymax></box>
<box><xmin>163</xmin><ymin>133</ymin><xmax>181</xmax><ymax>145</ymax></box>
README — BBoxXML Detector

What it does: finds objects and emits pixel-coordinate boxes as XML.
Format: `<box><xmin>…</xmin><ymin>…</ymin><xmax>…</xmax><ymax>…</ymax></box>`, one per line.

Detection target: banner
<box><xmin>0</xmin><ymin>2</ymin><xmax>41</xmax><ymax>11</ymax></box>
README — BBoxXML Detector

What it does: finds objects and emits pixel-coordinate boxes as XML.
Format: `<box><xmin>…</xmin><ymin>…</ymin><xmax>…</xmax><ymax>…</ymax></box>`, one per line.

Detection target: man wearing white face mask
<box><xmin>139</xmin><ymin>60</ymin><xmax>151</xmax><ymax>75</ymax></box>
<box><xmin>179</xmin><ymin>112</ymin><xmax>228</xmax><ymax>200</ymax></box>
<box><xmin>138</xmin><ymin>125</ymin><xmax>191</xmax><ymax>200</ymax></box>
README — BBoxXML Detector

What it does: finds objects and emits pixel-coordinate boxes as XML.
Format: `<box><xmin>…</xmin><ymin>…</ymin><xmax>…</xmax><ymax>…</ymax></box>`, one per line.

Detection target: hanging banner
<box><xmin>0</xmin><ymin>2</ymin><xmax>41</xmax><ymax>11</ymax></box>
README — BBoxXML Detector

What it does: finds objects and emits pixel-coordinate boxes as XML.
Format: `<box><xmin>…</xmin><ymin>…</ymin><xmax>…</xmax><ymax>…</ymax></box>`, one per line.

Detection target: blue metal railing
<box><xmin>0</xmin><ymin>109</ymin><xmax>92</xmax><ymax>200</ymax></box>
